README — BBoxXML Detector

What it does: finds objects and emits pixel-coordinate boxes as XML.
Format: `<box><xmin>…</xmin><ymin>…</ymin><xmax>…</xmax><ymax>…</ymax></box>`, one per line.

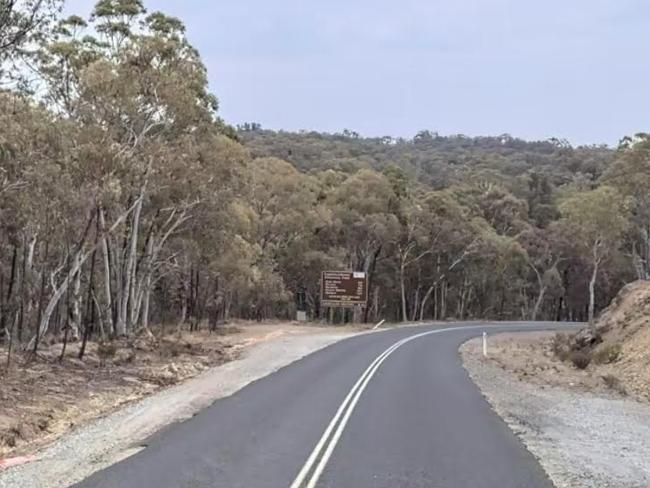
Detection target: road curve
<box><xmin>73</xmin><ymin>322</ymin><xmax>577</xmax><ymax>488</ymax></box>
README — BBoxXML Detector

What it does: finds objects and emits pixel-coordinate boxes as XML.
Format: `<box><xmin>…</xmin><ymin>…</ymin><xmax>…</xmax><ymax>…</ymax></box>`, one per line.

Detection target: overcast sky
<box><xmin>65</xmin><ymin>0</ymin><xmax>650</xmax><ymax>146</ymax></box>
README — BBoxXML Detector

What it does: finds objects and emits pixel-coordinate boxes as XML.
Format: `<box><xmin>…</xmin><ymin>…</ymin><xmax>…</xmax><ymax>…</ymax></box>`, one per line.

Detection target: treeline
<box><xmin>1</xmin><ymin>1</ymin><xmax>649</xmax><ymax>362</ymax></box>
<box><xmin>239</xmin><ymin>128</ymin><xmax>614</xmax><ymax>191</ymax></box>
<box><xmin>240</xmin><ymin>127</ymin><xmax>646</xmax><ymax>324</ymax></box>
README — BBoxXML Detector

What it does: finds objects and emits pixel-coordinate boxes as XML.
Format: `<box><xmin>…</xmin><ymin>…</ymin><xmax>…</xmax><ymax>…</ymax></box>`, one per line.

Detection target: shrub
<box><xmin>97</xmin><ymin>341</ymin><xmax>118</xmax><ymax>367</ymax></box>
<box><xmin>551</xmin><ymin>333</ymin><xmax>571</xmax><ymax>361</ymax></box>
<box><xmin>593</xmin><ymin>343</ymin><xmax>622</xmax><ymax>365</ymax></box>
<box><xmin>602</xmin><ymin>374</ymin><xmax>627</xmax><ymax>395</ymax></box>
<box><xmin>570</xmin><ymin>350</ymin><xmax>591</xmax><ymax>370</ymax></box>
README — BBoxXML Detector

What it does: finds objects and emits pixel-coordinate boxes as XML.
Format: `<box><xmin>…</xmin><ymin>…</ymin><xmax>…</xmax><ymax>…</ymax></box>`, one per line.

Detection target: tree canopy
<box><xmin>0</xmin><ymin>1</ymin><xmax>644</xmax><ymax>363</ymax></box>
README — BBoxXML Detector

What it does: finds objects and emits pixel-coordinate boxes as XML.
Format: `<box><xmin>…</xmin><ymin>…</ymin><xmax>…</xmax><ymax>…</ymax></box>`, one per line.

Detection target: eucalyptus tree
<box><xmin>556</xmin><ymin>186</ymin><xmax>629</xmax><ymax>322</ymax></box>
<box><xmin>329</xmin><ymin>169</ymin><xmax>401</xmax><ymax>320</ymax></box>
<box><xmin>604</xmin><ymin>134</ymin><xmax>650</xmax><ymax>280</ymax></box>
<box><xmin>29</xmin><ymin>0</ymin><xmax>230</xmax><ymax>340</ymax></box>
<box><xmin>0</xmin><ymin>0</ymin><xmax>61</xmax><ymax>82</ymax></box>
<box><xmin>518</xmin><ymin>226</ymin><xmax>565</xmax><ymax>320</ymax></box>
<box><xmin>413</xmin><ymin>190</ymin><xmax>485</xmax><ymax>321</ymax></box>
<box><xmin>0</xmin><ymin>91</ymin><xmax>68</xmax><ymax>356</ymax></box>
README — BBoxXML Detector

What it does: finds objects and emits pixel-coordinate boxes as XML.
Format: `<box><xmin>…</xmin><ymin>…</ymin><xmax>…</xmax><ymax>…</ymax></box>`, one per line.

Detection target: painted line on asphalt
<box><xmin>289</xmin><ymin>323</ymin><xmax>576</xmax><ymax>488</ymax></box>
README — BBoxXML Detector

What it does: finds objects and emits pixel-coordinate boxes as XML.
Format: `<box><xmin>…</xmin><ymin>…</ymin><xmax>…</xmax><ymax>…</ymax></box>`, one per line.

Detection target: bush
<box><xmin>593</xmin><ymin>343</ymin><xmax>622</xmax><ymax>365</ymax></box>
<box><xmin>602</xmin><ymin>374</ymin><xmax>627</xmax><ymax>395</ymax></box>
<box><xmin>97</xmin><ymin>341</ymin><xmax>118</xmax><ymax>366</ymax></box>
<box><xmin>570</xmin><ymin>350</ymin><xmax>591</xmax><ymax>370</ymax></box>
<box><xmin>551</xmin><ymin>332</ymin><xmax>571</xmax><ymax>361</ymax></box>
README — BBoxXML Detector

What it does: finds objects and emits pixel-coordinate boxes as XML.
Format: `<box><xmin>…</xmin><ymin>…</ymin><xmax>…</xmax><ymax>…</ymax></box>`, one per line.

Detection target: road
<box><xmin>73</xmin><ymin>322</ymin><xmax>577</xmax><ymax>488</ymax></box>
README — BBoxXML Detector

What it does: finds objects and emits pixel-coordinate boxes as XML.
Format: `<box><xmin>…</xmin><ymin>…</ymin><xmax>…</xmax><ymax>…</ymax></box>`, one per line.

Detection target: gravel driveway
<box><xmin>462</xmin><ymin>336</ymin><xmax>650</xmax><ymax>488</ymax></box>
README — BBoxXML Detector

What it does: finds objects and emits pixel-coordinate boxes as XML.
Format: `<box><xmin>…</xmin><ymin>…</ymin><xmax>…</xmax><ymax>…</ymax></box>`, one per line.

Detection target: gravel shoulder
<box><xmin>0</xmin><ymin>324</ymin><xmax>362</xmax><ymax>488</ymax></box>
<box><xmin>461</xmin><ymin>332</ymin><xmax>650</xmax><ymax>488</ymax></box>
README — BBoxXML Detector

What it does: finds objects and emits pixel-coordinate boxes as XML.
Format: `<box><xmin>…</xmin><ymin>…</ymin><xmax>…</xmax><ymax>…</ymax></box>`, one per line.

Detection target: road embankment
<box><xmin>462</xmin><ymin>332</ymin><xmax>650</xmax><ymax>488</ymax></box>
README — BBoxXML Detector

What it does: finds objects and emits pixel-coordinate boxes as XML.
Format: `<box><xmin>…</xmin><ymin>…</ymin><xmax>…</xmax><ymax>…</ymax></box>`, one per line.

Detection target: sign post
<box><xmin>321</xmin><ymin>271</ymin><xmax>368</xmax><ymax>312</ymax></box>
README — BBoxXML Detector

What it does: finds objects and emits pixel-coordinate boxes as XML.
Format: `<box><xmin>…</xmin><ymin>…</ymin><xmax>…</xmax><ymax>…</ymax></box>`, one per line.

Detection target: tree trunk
<box><xmin>99</xmin><ymin>208</ymin><xmax>114</xmax><ymax>335</ymax></box>
<box><xmin>34</xmin><ymin>252</ymin><xmax>83</xmax><ymax>344</ymax></box>
<box><xmin>0</xmin><ymin>245</ymin><xmax>18</xmax><ymax>341</ymax></box>
<box><xmin>531</xmin><ymin>285</ymin><xmax>546</xmax><ymax>321</ymax></box>
<box><xmin>410</xmin><ymin>285</ymin><xmax>420</xmax><ymax>322</ymax></box>
<box><xmin>79</xmin><ymin>235</ymin><xmax>98</xmax><ymax>360</ymax></box>
<box><xmin>362</xmin><ymin>246</ymin><xmax>382</xmax><ymax>323</ymax></box>
<box><xmin>141</xmin><ymin>280</ymin><xmax>151</xmax><ymax>335</ymax></box>
<box><xmin>18</xmin><ymin>238</ymin><xmax>28</xmax><ymax>343</ymax></box>
<box><xmin>441</xmin><ymin>280</ymin><xmax>448</xmax><ymax>320</ymax></box>
<box><xmin>588</xmin><ymin>260</ymin><xmax>599</xmax><ymax>323</ymax></box>
<box><xmin>29</xmin><ymin>200</ymin><xmax>139</xmax><ymax>347</ymax></box>
<box><xmin>32</xmin><ymin>238</ymin><xmax>50</xmax><ymax>356</ymax></box>
<box><xmin>117</xmin><ymin>195</ymin><xmax>143</xmax><ymax>336</ymax></box>
<box><xmin>177</xmin><ymin>275</ymin><xmax>188</xmax><ymax>334</ymax></box>
<box><xmin>399</xmin><ymin>262</ymin><xmax>408</xmax><ymax>322</ymax></box>
<box><xmin>433</xmin><ymin>283</ymin><xmax>439</xmax><ymax>320</ymax></box>
<box><xmin>139</xmin><ymin>236</ymin><xmax>155</xmax><ymax>336</ymax></box>
<box><xmin>588</xmin><ymin>240</ymin><xmax>602</xmax><ymax>324</ymax></box>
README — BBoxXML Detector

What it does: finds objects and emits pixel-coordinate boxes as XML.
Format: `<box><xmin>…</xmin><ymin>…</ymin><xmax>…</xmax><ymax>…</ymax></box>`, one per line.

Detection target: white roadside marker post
<box><xmin>372</xmin><ymin>319</ymin><xmax>386</xmax><ymax>330</ymax></box>
<box><xmin>482</xmin><ymin>331</ymin><xmax>488</xmax><ymax>358</ymax></box>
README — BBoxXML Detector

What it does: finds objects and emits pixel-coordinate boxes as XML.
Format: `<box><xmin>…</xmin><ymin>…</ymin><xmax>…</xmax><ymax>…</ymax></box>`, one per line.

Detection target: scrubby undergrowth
<box><xmin>0</xmin><ymin>329</ymin><xmax>241</xmax><ymax>458</ymax></box>
<box><xmin>564</xmin><ymin>280</ymin><xmax>650</xmax><ymax>400</ymax></box>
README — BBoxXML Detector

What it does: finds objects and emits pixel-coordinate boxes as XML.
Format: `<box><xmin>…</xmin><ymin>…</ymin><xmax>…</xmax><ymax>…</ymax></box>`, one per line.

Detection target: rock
<box><xmin>572</xmin><ymin>327</ymin><xmax>602</xmax><ymax>350</ymax></box>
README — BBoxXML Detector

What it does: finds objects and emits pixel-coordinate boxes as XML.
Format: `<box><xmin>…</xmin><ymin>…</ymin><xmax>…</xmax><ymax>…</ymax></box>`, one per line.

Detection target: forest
<box><xmin>1</xmin><ymin>0</ymin><xmax>649</xmax><ymax>362</ymax></box>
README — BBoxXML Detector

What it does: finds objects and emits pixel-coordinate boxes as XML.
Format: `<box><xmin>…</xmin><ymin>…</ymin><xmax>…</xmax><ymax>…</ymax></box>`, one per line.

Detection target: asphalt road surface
<box><xmin>73</xmin><ymin>322</ymin><xmax>578</xmax><ymax>488</ymax></box>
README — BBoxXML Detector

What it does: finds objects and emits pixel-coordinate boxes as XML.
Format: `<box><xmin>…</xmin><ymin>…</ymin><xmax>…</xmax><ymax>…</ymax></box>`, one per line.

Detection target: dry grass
<box><xmin>601</xmin><ymin>374</ymin><xmax>627</xmax><ymax>395</ymax></box>
<box><xmin>463</xmin><ymin>281</ymin><xmax>650</xmax><ymax>403</ymax></box>
<box><xmin>592</xmin><ymin>344</ymin><xmax>622</xmax><ymax>365</ymax></box>
<box><xmin>0</xmin><ymin>319</ymin><xmax>348</xmax><ymax>459</ymax></box>
<box><xmin>0</xmin><ymin>330</ymin><xmax>240</xmax><ymax>458</ymax></box>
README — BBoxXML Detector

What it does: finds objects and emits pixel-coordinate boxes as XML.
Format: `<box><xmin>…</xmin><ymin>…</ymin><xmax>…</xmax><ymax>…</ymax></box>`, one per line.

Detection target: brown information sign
<box><xmin>321</xmin><ymin>271</ymin><xmax>368</xmax><ymax>307</ymax></box>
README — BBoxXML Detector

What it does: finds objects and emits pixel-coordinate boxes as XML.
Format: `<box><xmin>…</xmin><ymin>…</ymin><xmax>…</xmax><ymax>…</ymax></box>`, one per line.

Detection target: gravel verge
<box><xmin>461</xmin><ymin>335</ymin><xmax>650</xmax><ymax>488</ymax></box>
<box><xmin>0</xmin><ymin>327</ymin><xmax>360</xmax><ymax>488</ymax></box>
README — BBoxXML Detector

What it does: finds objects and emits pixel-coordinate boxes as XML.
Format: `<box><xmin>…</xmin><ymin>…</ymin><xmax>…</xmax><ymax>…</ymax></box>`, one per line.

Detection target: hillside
<box><xmin>467</xmin><ymin>281</ymin><xmax>650</xmax><ymax>403</ymax></box>
<box><xmin>239</xmin><ymin>128</ymin><xmax>615</xmax><ymax>191</ymax></box>
<box><xmin>577</xmin><ymin>280</ymin><xmax>650</xmax><ymax>400</ymax></box>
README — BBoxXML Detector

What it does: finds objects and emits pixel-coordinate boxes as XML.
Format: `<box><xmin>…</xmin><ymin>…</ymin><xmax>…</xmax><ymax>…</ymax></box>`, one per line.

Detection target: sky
<box><xmin>65</xmin><ymin>0</ymin><xmax>650</xmax><ymax>146</ymax></box>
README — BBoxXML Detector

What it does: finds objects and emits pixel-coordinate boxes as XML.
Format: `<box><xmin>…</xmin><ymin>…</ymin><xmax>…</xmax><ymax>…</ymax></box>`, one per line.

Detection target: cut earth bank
<box><xmin>462</xmin><ymin>281</ymin><xmax>650</xmax><ymax>488</ymax></box>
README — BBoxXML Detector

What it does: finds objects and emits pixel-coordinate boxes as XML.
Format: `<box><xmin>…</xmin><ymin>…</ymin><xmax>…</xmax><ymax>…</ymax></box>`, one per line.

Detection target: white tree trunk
<box><xmin>69</xmin><ymin>270</ymin><xmax>82</xmax><ymax>340</ymax></box>
<box><xmin>531</xmin><ymin>285</ymin><xmax>546</xmax><ymax>322</ymax></box>
<box><xmin>29</xmin><ymin>200</ymin><xmax>140</xmax><ymax>347</ymax></box>
<box><xmin>117</xmin><ymin>195</ymin><xmax>143</xmax><ymax>336</ymax></box>
<box><xmin>141</xmin><ymin>278</ymin><xmax>151</xmax><ymax>334</ymax></box>
<box><xmin>34</xmin><ymin>252</ymin><xmax>84</xmax><ymax>342</ymax></box>
<box><xmin>588</xmin><ymin>260</ymin><xmax>599</xmax><ymax>323</ymax></box>
<box><xmin>400</xmin><ymin>263</ymin><xmax>408</xmax><ymax>322</ymax></box>
<box><xmin>441</xmin><ymin>280</ymin><xmax>448</xmax><ymax>319</ymax></box>
<box><xmin>99</xmin><ymin>209</ymin><xmax>115</xmax><ymax>335</ymax></box>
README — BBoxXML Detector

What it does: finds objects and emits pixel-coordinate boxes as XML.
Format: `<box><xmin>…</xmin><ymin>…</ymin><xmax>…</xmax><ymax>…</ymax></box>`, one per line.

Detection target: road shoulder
<box><xmin>461</xmin><ymin>332</ymin><xmax>650</xmax><ymax>488</ymax></box>
<box><xmin>0</xmin><ymin>325</ymin><xmax>362</xmax><ymax>488</ymax></box>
